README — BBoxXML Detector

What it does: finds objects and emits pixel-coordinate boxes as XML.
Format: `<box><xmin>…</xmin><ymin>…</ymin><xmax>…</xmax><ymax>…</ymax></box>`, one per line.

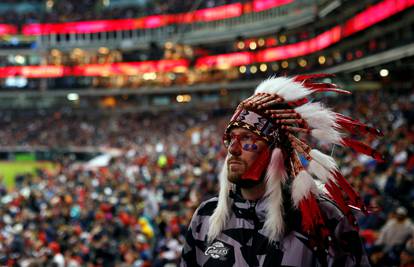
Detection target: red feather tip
<box><xmin>301</xmin><ymin>82</ymin><xmax>351</xmax><ymax>95</ymax></box>
<box><xmin>303</xmin><ymin>82</ymin><xmax>340</xmax><ymax>89</ymax></box>
<box><xmin>293</xmin><ymin>73</ymin><xmax>336</xmax><ymax>82</ymax></box>
<box><xmin>341</xmin><ymin>137</ymin><xmax>385</xmax><ymax>162</ymax></box>
<box><xmin>336</xmin><ymin>114</ymin><xmax>383</xmax><ymax>137</ymax></box>
<box><xmin>311</xmin><ymin>87</ymin><xmax>352</xmax><ymax>95</ymax></box>
<box><xmin>332</xmin><ymin>171</ymin><xmax>367</xmax><ymax>214</ymax></box>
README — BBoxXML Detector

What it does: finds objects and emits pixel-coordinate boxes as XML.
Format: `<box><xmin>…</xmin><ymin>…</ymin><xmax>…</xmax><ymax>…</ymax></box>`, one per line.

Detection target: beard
<box><xmin>227</xmin><ymin>159</ymin><xmax>263</xmax><ymax>188</ymax></box>
<box><xmin>227</xmin><ymin>158</ymin><xmax>245</xmax><ymax>182</ymax></box>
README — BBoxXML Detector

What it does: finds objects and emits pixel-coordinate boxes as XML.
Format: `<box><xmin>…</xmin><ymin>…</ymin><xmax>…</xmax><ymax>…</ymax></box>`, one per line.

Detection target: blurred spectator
<box><xmin>375</xmin><ymin>206</ymin><xmax>414</xmax><ymax>264</ymax></box>
<box><xmin>376</xmin><ymin>207</ymin><xmax>414</xmax><ymax>251</ymax></box>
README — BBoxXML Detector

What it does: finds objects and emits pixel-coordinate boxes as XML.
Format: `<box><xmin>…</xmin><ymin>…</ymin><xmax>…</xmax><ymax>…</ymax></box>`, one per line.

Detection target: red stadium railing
<box><xmin>20</xmin><ymin>0</ymin><xmax>293</xmax><ymax>36</ymax></box>
<box><xmin>0</xmin><ymin>24</ymin><xmax>18</xmax><ymax>35</ymax></box>
<box><xmin>0</xmin><ymin>60</ymin><xmax>189</xmax><ymax>78</ymax></box>
<box><xmin>253</xmin><ymin>0</ymin><xmax>293</xmax><ymax>12</ymax></box>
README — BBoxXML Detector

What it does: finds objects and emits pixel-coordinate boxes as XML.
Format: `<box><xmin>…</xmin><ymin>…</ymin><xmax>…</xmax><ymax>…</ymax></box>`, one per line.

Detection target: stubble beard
<box><xmin>227</xmin><ymin>160</ymin><xmax>265</xmax><ymax>189</ymax></box>
<box><xmin>227</xmin><ymin>161</ymin><xmax>245</xmax><ymax>184</ymax></box>
<box><xmin>227</xmin><ymin>161</ymin><xmax>259</xmax><ymax>188</ymax></box>
<box><xmin>227</xmin><ymin>170</ymin><xmax>242</xmax><ymax>184</ymax></box>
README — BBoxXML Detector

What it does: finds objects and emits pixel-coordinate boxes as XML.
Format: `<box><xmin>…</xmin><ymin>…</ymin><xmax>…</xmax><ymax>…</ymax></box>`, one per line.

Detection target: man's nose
<box><xmin>228</xmin><ymin>139</ymin><xmax>242</xmax><ymax>156</ymax></box>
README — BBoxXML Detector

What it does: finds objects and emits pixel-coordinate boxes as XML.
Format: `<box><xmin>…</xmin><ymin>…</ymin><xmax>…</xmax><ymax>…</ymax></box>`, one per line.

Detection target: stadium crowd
<box><xmin>0</xmin><ymin>88</ymin><xmax>413</xmax><ymax>266</ymax></box>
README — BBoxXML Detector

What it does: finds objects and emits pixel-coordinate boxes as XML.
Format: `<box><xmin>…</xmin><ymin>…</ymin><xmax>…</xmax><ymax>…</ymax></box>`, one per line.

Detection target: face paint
<box><xmin>223</xmin><ymin>132</ymin><xmax>263</xmax><ymax>152</ymax></box>
<box><xmin>240</xmin><ymin>145</ymin><xmax>271</xmax><ymax>183</ymax></box>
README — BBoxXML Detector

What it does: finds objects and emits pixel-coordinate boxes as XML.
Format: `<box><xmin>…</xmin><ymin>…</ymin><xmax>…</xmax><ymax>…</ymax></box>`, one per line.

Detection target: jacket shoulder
<box><xmin>195</xmin><ymin>197</ymin><xmax>219</xmax><ymax>217</ymax></box>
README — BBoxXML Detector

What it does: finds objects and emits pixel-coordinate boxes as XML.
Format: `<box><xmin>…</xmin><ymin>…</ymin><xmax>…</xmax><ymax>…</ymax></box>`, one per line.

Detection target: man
<box><xmin>181</xmin><ymin>75</ymin><xmax>381</xmax><ymax>267</ymax></box>
<box><xmin>376</xmin><ymin>206</ymin><xmax>414</xmax><ymax>253</ymax></box>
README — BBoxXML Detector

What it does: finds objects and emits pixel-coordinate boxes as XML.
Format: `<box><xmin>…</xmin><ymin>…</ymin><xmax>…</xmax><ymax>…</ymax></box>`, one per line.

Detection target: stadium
<box><xmin>0</xmin><ymin>0</ymin><xmax>413</xmax><ymax>266</ymax></box>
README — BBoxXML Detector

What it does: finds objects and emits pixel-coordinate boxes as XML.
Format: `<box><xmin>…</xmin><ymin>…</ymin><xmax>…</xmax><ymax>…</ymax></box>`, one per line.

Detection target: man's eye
<box><xmin>240</xmin><ymin>135</ymin><xmax>253</xmax><ymax>141</ymax></box>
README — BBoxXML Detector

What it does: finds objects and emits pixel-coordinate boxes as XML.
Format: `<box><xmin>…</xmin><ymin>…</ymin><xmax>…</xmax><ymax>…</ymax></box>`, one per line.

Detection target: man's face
<box><xmin>225</xmin><ymin>127</ymin><xmax>268</xmax><ymax>184</ymax></box>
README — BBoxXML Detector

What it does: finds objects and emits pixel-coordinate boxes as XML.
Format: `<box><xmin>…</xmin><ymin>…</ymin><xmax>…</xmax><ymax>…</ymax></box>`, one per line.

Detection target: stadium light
<box><xmin>298</xmin><ymin>59</ymin><xmax>307</xmax><ymax>67</ymax></box>
<box><xmin>14</xmin><ymin>55</ymin><xmax>25</xmax><ymax>65</ymax></box>
<box><xmin>249</xmin><ymin>42</ymin><xmax>257</xmax><ymax>50</ymax></box>
<box><xmin>98</xmin><ymin>47</ymin><xmax>109</xmax><ymax>54</ymax></box>
<box><xmin>250</xmin><ymin>65</ymin><xmax>258</xmax><ymax>73</ymax></box>
<box><xmin>67</xmin><ymin>93</ymin><xmax>79</xmax><ymax>101</ymax></box>
<box><xmin>259</xmin><ymin>64</ymin><xmax>267</xmax><ymax>72</ymax></box>
<box><xmin>239</xmin><ymin>66</ymin><xmax>246</xmax><ymax>73</ymax></box>
<box><xmin>51</xmin><ymin>49</ymin><xmax>61</xmax><ymax>56</ymax></box>
<box><xmin>176</xmin><ymin>94</ymin><xmax>191</xmax><ymax>103</ymax></box>
<box><xmin>102</xmin><ymin>97</ymin><xmax>116</xmax><ymax>107</ymax></box>
<box><xmin>73</xmin><ymin>48</ymin><xmax>83</xmax><ymax>55</ymax></box>
<box><xmin>353</xmin><ymin>74</ymin><xmax>361</xmax><ymax>82</ymax></box>
<box><xmin>183</xmin><ymin>95</ymin><xmax>191</xmax><ymax>102</ymax></box>
<box><xmin>380</xmin><ymin>69</ymin><xmax>389</xmax><ymax>77</ymax></box>
<box><xmin>165</xmin><ymin>42</ymin><xmax>174</xmax><ymax>49</ymax></box>
<box><xmin>143</xmin><ymin>72</ymin><xmax>157</xmax><ymax>80</ymax></box>
<box><xmin>318</xmin><ymin>56</ymin><xmax>326</xmax><ymax>65</ymax></box>
<box><xmin>258</xmin><ymin>38</ymin><xmax>265</xmax><ymax>47</ymax></box>
<box><xmin>237</xmin><ymin>41</ymin><xmax>245</xmax><ymax>50</ymax></box>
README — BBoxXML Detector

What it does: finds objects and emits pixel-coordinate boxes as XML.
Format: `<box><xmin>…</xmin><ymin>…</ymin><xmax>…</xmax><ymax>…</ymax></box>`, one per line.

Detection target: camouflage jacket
<box><xmin>180</xmin><ymin>188</ymin><xmax>371</xmax><ymax>267</ymax></box>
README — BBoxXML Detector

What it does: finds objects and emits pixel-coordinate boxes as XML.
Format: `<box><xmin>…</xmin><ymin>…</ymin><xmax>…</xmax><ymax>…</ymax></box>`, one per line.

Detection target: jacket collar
<box><xmin>229</xmin><ymin>186</ymin><xmax>267</xmax><ymax>223</ymax></box>
<box><xmin>228</xmin><ymin>185</ymin><xmax>300</xmax><ymax>233</ymax></box>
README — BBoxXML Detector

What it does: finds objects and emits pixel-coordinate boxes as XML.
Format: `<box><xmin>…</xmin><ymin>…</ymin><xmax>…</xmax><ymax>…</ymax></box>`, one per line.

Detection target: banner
<box><xmin>343</xmin><ymin>0</ymin><xmax>414</xmax><ymax>37</ymax></box>
<box><xmin>193</xmin><ymin>3</ymin><xmax>243</xmax><ymax>22</ymax></box>
<box><xmin>22</xmin><ymin>16</ymin><xmax>170</xmax><ymax>35</ymax></box>
<box><xmin>0</xmin><ymin>24</ymin><xmax>18</xmax><ymax>35</ymax></box>
<box><xmin>0</xmin><ymin>60</ymin><xmax>189</xmax><ymax>78</ymax></box>
<box><xmin>257</xmin><ymin>26</ymin><xmax>341</xmax><ymax>62</ymax></box>
<box><xmin>197</xmin><ymin>0</ymin><xmax>414</xmax><ymax>68</ymax></box>
<box><xmin>22</xmin><ymin>1</ymin><xmax>292</xmax><ymax>35</ymax></box>
<box><xmin>195</xmin><ymin>52</ymin><xmax>254</xmax><ymax>68</ymax></box>
<box><xmin>0</xmin><ymin>66</ymin><xmax>66</xmax><ymax>78</ymax></box>
<box><xmin>253</xmin><ymin>0</ymin><xmax>293</xmax><ymax>12</ymax></box>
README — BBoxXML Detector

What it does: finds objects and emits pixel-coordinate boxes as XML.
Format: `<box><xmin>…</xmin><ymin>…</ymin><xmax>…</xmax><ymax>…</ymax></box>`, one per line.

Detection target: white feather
<box><xmin>307</xmin><ymin>159</ymin><xmax>334</xmax><ymax>183</ymax></box>
<box><xmin>254</xmin><ymin>76</ymin><xmax>285</xmax><ymax>94</ymax></box>
<box><xmin>291</xmin><ymin>170</ymin><xmax>315</xmax><ymax>207</ymax></box>
<box><xmin>254</xmin><ymin>77</ymin><xmax>312</xmax><ymax>101</ymax></box>
<box><xmin>277</xmin><ymin>78</ymin><xmax>312</xmax><ymax>101</ymax></box>
<box><xmin>208</xmin><ymin>157</ymin><xmax>232</xmax><ymax>243</ymax></box>
<box><xmin>311</xmin><ymin>128</ymin><xmax>342</xmax><ymax>144</ymax></box>
<box><xmin>295</xmin><ymin>102</ymin><xmax>338</xmax><ymax>131</ymax></box>
<box><xmin>309</xmin><ymin>149</ymin><xmax>338</xmax><ymax>172</ymax></box>
<box><xmin>263</xmin><ymin>148</ymin><xmax>287</xmax><ymax>241</ymax></box>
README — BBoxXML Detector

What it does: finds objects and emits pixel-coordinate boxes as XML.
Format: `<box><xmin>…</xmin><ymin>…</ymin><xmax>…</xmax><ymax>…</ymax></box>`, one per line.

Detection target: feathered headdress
<box><xmin>208</xmin><ymin>74</ymin><xmax>383</xmax><ymax>247</ymax></box>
